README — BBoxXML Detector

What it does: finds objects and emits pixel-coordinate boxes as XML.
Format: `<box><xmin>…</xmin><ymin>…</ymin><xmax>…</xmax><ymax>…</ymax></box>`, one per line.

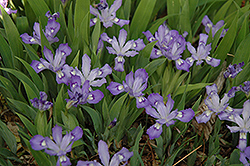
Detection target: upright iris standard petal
<box><xmin>98</xmin><ymin>140</ymin><xmax>110</xmax><ymax>166</ymax></box>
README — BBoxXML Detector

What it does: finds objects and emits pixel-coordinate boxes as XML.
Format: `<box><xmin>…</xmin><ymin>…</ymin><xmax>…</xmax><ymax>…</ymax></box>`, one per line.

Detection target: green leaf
<box><xmin>61</xmin><ymin>112</ymin><xmax>79</xmax><ymax>130</ymax></box>
<box><xmin>1</xmin><ymin>7</ymin><xmax>23</xmax><ymax>59</ymax></box>
<box><xmin>8</xmin><ymin>98</ymin><xmax>37</xmax><ymax>120</ymax></box>
<box><xmin>26</xmin><ymin>0</ymin><xmax>50</xmax><ymax>27</ymax></box>
<box><xmin>130</xmin><ymin>0</ymin><xmax>157</xmax><ymax>39</ymax></box>
<box><xmin>130</xmin><ymin>126</ymin><xmax>144</xmax><ymax>165</ymax></box>
<box><xmin>0</xmin><ymin>121</ymin><xmax>17</xmax><ymax>153</ymax></box>
<box><xmin>135</xmin><ymin>41</ymin><xmax>157</xmax><ymax>69</ymax></box>
<box><xmin>53</xmin><ymin>84</ymin><xmax>65</xmax><ymax>123</ymax></box>
<box><xmin>80</xmin><ymin>106</ymin><xmax>103</xmax><ymax>134</ymax></box>
<box><xmin>0</xmin><ymin>33</ymin><xmax>14</xmax><ymax>68</ymax></box>
<box><xmin>179</xmin><ymin>0</ymin><xmax>192</xmax><ymax>38</ymax></box>
<box><xmin>233</xmin><ymin>33</ymin><xmax>250</xmax><ymax>64</ymax></box>
<box><xmin>74</xmin><ymin>0</ymin><xmax>90</xmax><ymax>32</ymax></box>
<box><xmin>109</xmin><ymin>93</ymin><xmax>128</xmax><ymax>121</ymax></box>
<box><xmin>91</xmin><ymin>18</ymin><xmax>101</xmax><ymax>53</ymax></box>
<box><xmin>70</xmin><ymin>50</ymin><xmax>80</xmax><ymax>67</ymax></box>
<box><xmin>0</xmin><ymin>76</ymin><xmax>23</xmax><ymax>101</ymax></box>
<box><xmin>35</xmin><ymin>111</ymin><xmax>47</xmax><ymax>136</ymax></box>
<box><xmin>21</xmin><ymin>42</ymin><xmax>40</xmax><ymax>61</ymax></box>
<box><xmin>213</xmin><ymin>0</ymin><xmax>233</xmax><ymax>23</ymax></box>
<box><xmin>214</xmin><ymin>11</ymin><xmax>238</xmax><ymax>62</ymax></box>
<box><xmin>175</xmin><ymin>83</ymin><xmax>212</xmax><ymax>96</ymax></box>
<box><xmin>0</xmin><ymin>68</ymin><xmax>40</xmax><ymax>98</ymax></box>
<box><xmin>15</xmin><ymin>112</ymin><xmax>37</xmax><ymax>136</ymax></box>
<box><xmin>22</xmin><ymin>136</ymin><xmax>52</xmax><ymax>166</ymax></box>
<box><xmin>16</xmin><ymin>57</ymin><xmax>43</xmax><ymax>91</ymax></box>
<box><xmin>145</xmin><ymin>58</ymin><xmax>166</xmax><ymax>77</ymax></box>
<box><xmin>167</xmin><ymin>0</ymin><xmax>180</xmax><ymax>29</ymax></box>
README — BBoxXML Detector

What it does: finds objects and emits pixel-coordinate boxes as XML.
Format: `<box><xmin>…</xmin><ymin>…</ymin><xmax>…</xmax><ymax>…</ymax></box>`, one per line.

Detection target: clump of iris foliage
<box><xmin>0</xmin><ymin>0</ymin><xmax>250</xmax><ymax>165</ymax></box>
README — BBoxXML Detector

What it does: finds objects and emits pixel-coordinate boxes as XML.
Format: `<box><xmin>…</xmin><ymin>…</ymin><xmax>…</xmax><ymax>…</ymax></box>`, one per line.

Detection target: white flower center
<box><xmin>38</xmin><ymin>63</ymin><xmax>45</xmax><ymax>69</ymax></box>
<box><xmin>205</xmin><ymin>110</ymin><xmax>213</xmax><ymax>116</ymax></box>
<box><xmin>98</xmin><ymin>70</ymin><xmax>103</xmax><ymax>76</ymax></box>
<box><xmin>206</xmin><ymin>56</ymin><xmax>212</xmax><ymax>61</ymax></box>
<box><xmin>30</xmin><ymin>38</ymin><xmax>36</xmax><ymax>42</ymax></box>
<box><xmin>118</xmin><ymin>56</ymin><xmax>123</xmax><ymax>62</ymax></box>
<box><xmin>113</xmin><ymin>17</ymin><xmax>119</xmax><ymax>22</ymax></box>
<box><xmin>108</xmin><ymin>38</ymin><xmax>113</xmax><ymax>42</ymax></box>
<box><xmin>118</xmin><ymin>85</ymin><xmax>124</xmax><ymax>91</ymax></box>
<box><xmin>176</xmin><ymin>59</ymin><xmax>184</xmax><ymax>65</ymax></box>
<box><xmin>226</xmin><ymin>106</ymin><xmax>233</xmax><ymax>112</ymax></box>
<box><xmin>71</xmin><ymin>70</ymin><xmax>76</xmax><ymax>75</ymax></box>
<box><xmin>93</xmin><ymin>18</ymin><xmax>98</xmax><ymax>23</ymax></box>
<box><xmin>149</xmin><ymin>37</ymin><xmax>155</xmax><ymax>42</ymax></box>
<box><xmin>156</xmin><ymin>50</ymin><xmax>162</xmax><ymax>55</ymax></box>
<box><xmin>240</xmin><ymin>132</ymin><xmax>247</xmax><ymax>139</ymax></box>
<box><xmin>57</xmin><ymin>70</ymin><xmax>64</xmax><ymax>78</ymax></box>
<box><xmin>155</xmin><ymin>123</ymin><xmax>161</xmax><ymax>129</ymax></box>
<box><xmin>118</xmin><ymin>154</ymin><xmax>124</xmax><ymax>161</ymax></box>
<box><xmin>51</xmin><ymin>29</ymin><xmax>54</xmax><ymax>33</ymax></box>
<box><xmin>41</xmin><ymin>140</ymin><xmax>46</xmax><ymax>146</ymax></box>
<box><xmin>138</xmin><ymin>96</ymin><xmax>145</xmax><ymax>103</ymax></box>
<box><xmin>207</xmin><ymin>23</ymin><xmax>212</xmax><ymax>28</ymax></box>
<box><xmin>88</xmin><ymin>94</ymin><xmax>93</xmax><ymax>100</ymax></box>
<box><xmin>59</xmin><ymin>156</ymin><xmax>67</xmax><ymax>162</ymax></box>
<box><xmin>177</xmin><ymin>112</ymin><xmax>183</xmax><ymax>118</ymax></box>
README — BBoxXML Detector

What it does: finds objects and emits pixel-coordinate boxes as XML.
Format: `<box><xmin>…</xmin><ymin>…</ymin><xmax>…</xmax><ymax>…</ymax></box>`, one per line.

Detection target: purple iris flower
<box><xmin>186</xmin><ymin>33</ymin><xmax>220</xmax><ymax>67</ymax></box>
<box><xmin>0</xmin><ymin>0</ymin><xmax>17</xmax><ymax>15</ymax></box>
<box><xmin>77</xmin><ymin>140</ymin><xmax>133</xmax><ymax>166</ymax></box>
<box><xmin>58</xmin><ymin>54</ymin><xmax>112</xmax><ymax>87</ymax></box>
<box><xmin>101</xmin><ymin>29</ymin><xmax>145</xmax><ymax>72</ymax></box>
<box><xmin>196</xmin><ymin>84</ymin><xmax>242</xmax><ymax>123</ymax></box>
<box><xmin>227</xmin><ymin>100</ymin><xmax>250</xmax><ymax>134</ymax></box>
<box><xmin>224</xmin><ymin>62</ymin><xmax>245</xmax><ymax>78</ymax></box>
<box><xmin>66</xmin><ymin>78</ymin><xmax>104</xmax><ymax>109</ymax></box>
<box><xmin>90</xmin><ymin>0</ymin><xmax>129</xmax><ymax>28</ymax></box>
<box><xmin>20</xmin><ymin>11</ymin><xmax>60</xmax><ymax>45</ymax></box>
<box><xmin>240</xmin><ymin>81</ymin><xmax>250</xmax><ymax>95</ymax></box>
<box><xmin>145</xmin><ymin>93</ymin><xmax>194</xmax><ymax>139</ymax></box>
<box><xmin>202</xmin><ymin>15</ymin><xmax>228</xmax><ymax>38</ymax></box>
<box><xmin>143</xmin><ymin>24</ymin><xmax>190</xmax><ymax>72</ymax></box>
<box><xmin>30</xmin><ymin>91</ymin><xmax>53</xmax><ymax>111</ymax></box>
<box><xmin>240</xmin><ymin>146</ymin><xmax>250</xmax><ymax>165</ymax></box>
<box><xmin>30</xmin><ymin>43</ymin><xmax>72</xmax><ymax>83</ymax></box>
<box><xmin>107</xmin><ymin>68</ymin><xmax>149</xmax><ymax>108</ymax></box>
<box><xmin>30</xmin><ymin>125</ymin><xmax>83</xmax><ymax>166</ymax></box>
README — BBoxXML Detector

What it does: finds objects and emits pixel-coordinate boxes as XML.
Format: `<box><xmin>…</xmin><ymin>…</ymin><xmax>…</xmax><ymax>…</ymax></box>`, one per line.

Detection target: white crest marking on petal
<box><xmin>88</xmin><ymin>94</ymin><xmax>93</xmax><ymax>100</ymax></box>
<box><xmin>38</xmin><ymin>63</ymin><xmax>45</xmax><ymax>69</ymax></box>
<box><xmin>240</xmin><ymin>132</ymin><xmax>247</xmax><ymax>139</ymax></box>
<box><xmin>118</xmin><ymin>56</ymin><xmax>123</xmax><ymax>62</ymax></box>
<box><xmin>118</xmin><ymin>85</ymin><xmax>124</xmax><ymax>91</ymax></box>
<box><xmin>41</xmin><ymin>140</ymin><xmax>46</xmax><ymax>146</ymax></box>
<box><xmin>59</xmin><ymin>156</ymin><xmax>67</xmax><ymax>162</ymax></box>
<box><xmin>176</xmin><ymin>59</ymin><xmax>184</xmax><ymax>65</ymax></box>
<box><xmin>155</xmin><ymin>123</ymin><xmax>161</xmax><ymax>130</ymax></box>
<box><xmin>206</xmin><ymin>56</ymin><xmax>212</xmax><ymax>61</ymax></box>
<box><xmin>177</xmin><ymin>112</ymin><xmax>183</xmax><ymax>118</ymax></box>
<box><xmin>30</xmin><ymin>38</ymin><xmax>36</xmax><ymax>42</ymax></box>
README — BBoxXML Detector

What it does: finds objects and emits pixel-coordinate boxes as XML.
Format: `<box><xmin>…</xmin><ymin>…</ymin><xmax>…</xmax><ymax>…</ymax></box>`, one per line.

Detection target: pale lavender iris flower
<box><xmin>30</xmin><ymin>125</ymin><xmax>83</xmax><ymax>166</ymax></box>
<box><xmin>20</xmin><ymin>11</ymin><xmax>60</xmax><ymax>45</ymax></box>
<box><xmin>196</xmin><ymin>84</ymin><xmax>242</xmax><ymax>123</ymax></box>
<box><xmin>0</xmin><ymin>0</ymin><xmax>17</xmax><ymax>15</ymax></box>
<box><xmin>224</xmin><ymin>62</ymin><xmax>244</xmax><ymax>78</ymax></box>
<box><xmin>186</xmin><ymin>33</ymin><xmax>220</xmax><ymax>67</ymax></box>
<box><xmin>30</xmin><ymin>91</ymin><xmax>53</xmax><ymax>111</ymax></box>
<box><xmin>107</xmin><ymin>68</ymin><xmax>149</xmax><ymax>108</ymax></box>
<box><xmin>145</xmin><ymin>93</ymin><xmax>194</xmax><ymax>139</ymax></box>
<box><xmin>57</xmin><ymin>54</ymin><xmax>112</xmax><ymax>87</ymax></box>
<box><xmin>66</xmin><ymin>78</ymin><xmax>104</xmax><ymax>109</ymax></box>
<box><xmin>90</xmin><ymin>0</ymin><xmax>129</xmax><ymax>28</ymax></box>
<box><xmin>202</xmin><ymin>15</ymin><xmax>228</xmax><ymax>38</ymax></box>
<box><xmin>101</xmin><ymin>29</ymin><xmax>145</xmax><ymax>72</ymax></box>
<box><xmin>77</xmin><ymin>140</ymin><xmax>133</xmax><ymax>166</ymax></box>
<box><xmin>143</xmin><ymin>24</ymin><xmax>190</xmax><ymax>72</ymax></box>
<box><xmin>30</xmin><ymin>43</ymin><xmax>72</xmax><ymax>83</ymax></box>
